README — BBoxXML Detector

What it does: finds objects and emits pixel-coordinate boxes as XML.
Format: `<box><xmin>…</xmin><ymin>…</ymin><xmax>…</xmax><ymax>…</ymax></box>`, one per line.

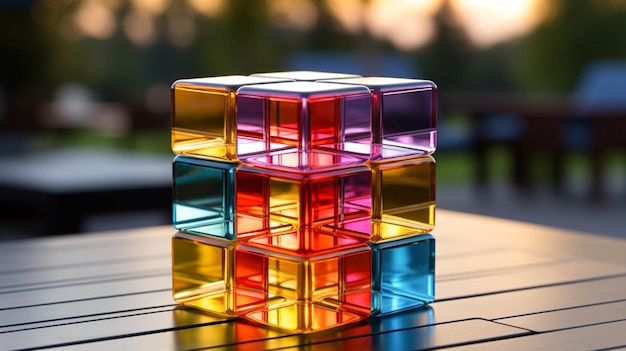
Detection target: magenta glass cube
<box><xmin>322</xmin><ymin>77</ymin><xmax>438</xmax><ymax>158</ymax></box>
<box><xmin>236</xmin><ymin>81</ymin><xmax>372</xmax><ymax>170</ymax></box>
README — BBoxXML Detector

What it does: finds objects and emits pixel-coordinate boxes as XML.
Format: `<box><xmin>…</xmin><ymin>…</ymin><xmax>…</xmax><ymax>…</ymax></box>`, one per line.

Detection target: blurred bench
<box><xmin>0</xmin><ymin>148</ymin><xmax>172</xmax><ymax>236</ymax></box>
<box><xmin>442</xmin><ymin>61</ymin><xmax>626</xmax><ymax>200</ymax></box>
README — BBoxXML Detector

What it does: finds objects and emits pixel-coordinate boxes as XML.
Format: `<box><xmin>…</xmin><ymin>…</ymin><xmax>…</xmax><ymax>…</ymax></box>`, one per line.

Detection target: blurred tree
<box><xmin>522</xmin><ymin>0</ymin><xmax>626</xmax><ymax>92</ymax></box>
<box><xmin>419</xmin><ymin>0</ymin><xmax>474</xmax><ymax>91</ymax></box>
<box><xmin>196</xmin><ymin>0</ymin><xmax>282</xmax><ymax>75</ymax></box>
<box><xmin>0</xmin><ymin>2</ymin><xmax>49</xmax><ymax>98</ymax></box>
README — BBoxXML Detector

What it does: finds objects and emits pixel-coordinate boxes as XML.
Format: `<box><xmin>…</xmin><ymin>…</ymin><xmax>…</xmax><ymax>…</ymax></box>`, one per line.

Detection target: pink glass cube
<box><xmin>322</xmin><ymin>77</ymin><xmax>438</xmax><ymax>158</ymax></box>
<box><xmin>236</xmin><ymin>81</ymin><xmax>372</xmax><ymax>170</ymax></box>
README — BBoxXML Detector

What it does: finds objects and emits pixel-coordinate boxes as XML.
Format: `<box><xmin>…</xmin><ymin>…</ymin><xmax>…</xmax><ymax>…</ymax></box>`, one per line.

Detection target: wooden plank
<box><xmin>437</xmin><ymin>249</ymin><xmax>564</xmax><ymax>280</ymax></box>
<box><xmin>0</xmin><ymin>256</ymin><xmax>169</xmax><ymax>291</ymax></box>
<box><xmin>0</xmin><ymin>226</ymin><xmax>171</xmax><ymax>255</ymax></box>
<box><xmin>0</xmin><ymin>275</ymin><xmax>170</xmax><ymax>309</ymax></box>
<box><xmin>0</xmin><ymin>308</ymin><xmax>241</xmax><ymax>350</ymax></box>
<box><xmin>33</xmin><ymin>319</ymin><xmax>528</xmax><ymax>351</ymax></box>
<box><xmin>434</xmin><ymin>210</ymin><xmax>626</xmax><ymax>266</ymax></box>
<box><xmin>434</xmin><ymin>236</ymin><xmax>497</xmax><ymax>258</ymax></box>
<box><xmin>8</xmin><ymin>276</ymin><xmax>623</xmax><ymax>350</ymax></box>
<box><xmin>232</xmin><ymin>319</ymin><xmax>530</xmax><ymax>351</ymax></box>
<box><xmin>0</xmin><ymin>230</ymin><xmax>171</xmax><ymax>274</ymax></box>
<box><xmin>0</xmin><ymin>290</ymin><xmax>174</xmax><ymax>331</ymax></box>
<box><xmin>437</xmin><ymin>260</ymin><xmax>626</xmax><ymax>300</ymax></box>
<box><xmin>448</xmin><ymin>320</ymin><xmax>626</xmax><ymax>351</ymax></box>
<box><xmin>495</xmin><ymin>300</ymin><xmax>626</xmax><ymax>332</ymax></box>
<box><xmin>430</xmin><ymin>276</ymin><xmax>626</xmax><ymax>323</ymax></box>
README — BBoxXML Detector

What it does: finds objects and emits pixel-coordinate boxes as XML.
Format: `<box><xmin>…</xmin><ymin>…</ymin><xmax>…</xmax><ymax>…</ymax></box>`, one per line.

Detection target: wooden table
<box><xmin>1</xmin><ymin>209</ymin><xmax>625</xmax><ymax>350</ymax></box>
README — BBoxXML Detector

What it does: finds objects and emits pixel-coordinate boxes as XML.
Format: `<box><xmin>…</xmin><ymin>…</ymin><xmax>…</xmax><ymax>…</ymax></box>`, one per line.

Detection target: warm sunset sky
<box><xmin>63</xmin><ymin>0</ymin><xmax>547</xmax><ymax>50</ymax></box>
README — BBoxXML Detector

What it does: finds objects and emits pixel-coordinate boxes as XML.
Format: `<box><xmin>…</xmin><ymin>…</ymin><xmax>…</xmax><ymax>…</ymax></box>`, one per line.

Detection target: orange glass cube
<box><xmin>235</xmin><ymin>228</ymin><xmax>372</xmax><ymax>333</ymax></box>
<box><xmin>236</xmin><ymin>164</ymin><xmax>371</xmax><ymax>230</ymax></box>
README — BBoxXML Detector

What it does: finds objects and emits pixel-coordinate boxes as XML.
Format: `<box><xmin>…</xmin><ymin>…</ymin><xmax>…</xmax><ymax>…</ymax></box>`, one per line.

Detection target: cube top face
<box><xmin>172</xmin><ymin>75</ymin><xmax>290</xmax><ymax>91</ymax></box>
<box><xmin>240</xmin><ymin>228</ymin><xmax>369</xmax><ymax>258</ymax></box>
<box><xmin>324</xmin><ymin>76</ymin><xmax>438</xmax><ymax>158</ymax></box>
<box><xmin>236</xmin><ymin>81</ymin><xmax>371</xmax><ymax>99</ymax></box>
<box><xmin>323</xmin><ymin>76</ymin><xmax>436</xmax><ymax>92</ymax></box>
<box><xmin>171</xmin><ymin>75</ymin><xmax>290</xmax><ymax>160</ymax></box>
<box><xmin>241</xmin><ymin>303</ymin><xmax>368</xmax><ymax>334</ymax></box>
<box><xmin>241</xmin><ymin>149</ymin><xmax>370</xmax><ymax>173</ymax></box>
<box><xmin>251</xmin><ymin>70</ymin><xmax>361</xmax><ymax>81</ymax></box>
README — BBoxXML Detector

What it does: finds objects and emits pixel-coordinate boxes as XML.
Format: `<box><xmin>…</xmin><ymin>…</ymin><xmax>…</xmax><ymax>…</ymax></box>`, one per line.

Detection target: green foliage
<box><xmin>522</xmin><ymin>0</ymin><xmax>626</xmax><ymax>92</ymax></box>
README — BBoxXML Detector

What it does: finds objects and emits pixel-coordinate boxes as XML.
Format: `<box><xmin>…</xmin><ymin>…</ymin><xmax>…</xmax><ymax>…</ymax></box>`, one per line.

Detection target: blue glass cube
<box><xmin>172</xmin><ymin>156</ymin><xmax>237</xmax><ymax>238</ymax></box>
<box><xmin>369</xmin><ymin>234</ymin><xmax>435</xmax><ymax>317</ymax></box>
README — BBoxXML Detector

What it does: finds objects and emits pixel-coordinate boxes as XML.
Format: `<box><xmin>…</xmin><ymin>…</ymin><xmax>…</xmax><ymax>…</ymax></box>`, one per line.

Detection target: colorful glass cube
<box><xmin>236</xmin><ymin>164</ymin><xmax>371</xmax><ymax>230</ymax></box>
<box><xmin>170</xmin><ymin>72</ymin><xmax>438</xmax><ymax>334</ymax></box>
<box><xmin>235</xmin><ymin>228</ymin><xmax>372</xmax><ymax>333</ymax></box>
<box><xmin>323</xmin><ymin>77</ymin><xmax>438</xmax><ymax>158</ymax></box>
<box><xmin>324</xmin><ymin>155</ymin><xmax>436</xmax><ymax>242</ymax></box>
<box><xmin>172</xmin><ymin>156</ymin><xmax>292</xmax><ymax>238</ymax></box>
<box><xmin>172</xmin><ymin>156</ymin><xmax>236</xmax><ymax>237</ymax></box>
<box><xmin>370</xmin><ymin>234</ymin><xmax>435</xmax><ymax>316</ymax></box>
<box><xmin>171</xmin><ymin>75</ymin><xmax>290</xmax><ymax>160</ymax></box>
<box><xmin>236</xmin><ymin>81</ymin><xmax>372</xmax><ymax>169</ymax></box>
<box><xmin>172</xmin><ymin>232</ymin><xmax>237</xmax><ymax>317</ymax></box>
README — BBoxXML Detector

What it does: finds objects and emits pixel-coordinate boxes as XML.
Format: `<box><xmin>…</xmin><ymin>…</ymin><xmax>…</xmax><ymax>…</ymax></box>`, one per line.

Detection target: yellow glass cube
<box><xmin>370</xmin><ymin>155</ymin><xmax>436</xmax><ymax>240</ymax></box>
<box><xmin>172</xmin><ymin>232</ymin><xmax>237</xmax><ymax>317</ymax></box>
<box><xmin>322</xmin><ymin>155</ymin><xmax>435</xmax><ymax>242</ymax></box>
<box><xmin>171</xmin><ymin>75</ymin><xmax>288</xmax><ymax>160</ymax></box>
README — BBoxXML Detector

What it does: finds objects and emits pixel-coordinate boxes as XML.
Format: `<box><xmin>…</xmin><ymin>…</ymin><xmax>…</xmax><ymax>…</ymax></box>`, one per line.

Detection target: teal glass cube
<box><xmin>369</xmin><ymin>234</ymin><xmax>435</xmax><ymax>317</ymax></box>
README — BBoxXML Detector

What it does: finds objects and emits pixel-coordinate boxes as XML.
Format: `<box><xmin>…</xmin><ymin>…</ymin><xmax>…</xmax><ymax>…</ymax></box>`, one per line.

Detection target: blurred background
<box><xmin>0</xmin><ymin>0</ymin><xmax>624</xmax><ymax>240</ymax></box>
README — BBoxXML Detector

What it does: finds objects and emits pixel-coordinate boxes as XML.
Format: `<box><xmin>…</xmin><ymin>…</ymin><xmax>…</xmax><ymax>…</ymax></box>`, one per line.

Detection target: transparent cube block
<box><xmin>172</xmin><ymin>232</ymin><xmax>237</xmax><ymax>318</ymax></box>
<box><xmin>171</xmin><ymin>75</ymin><xmax>289</xmax><ymax>160</ymax></box>
<box><xmin>236</xmin><ymin>81</ymin><xmax>372</xmax><ymax>170</ymax></box>
<box><xmin>172</xmin><ymin>156</ymin><xmax>291</xmax><ymax>239</ymax></box>
<box><xmin>235</xmin><ymin>228</ymin><xmax>372</xmax><ymax>333</ymax></box>
<box><xmin>323</xmin><ymin>155</ymin><xmax>436</xmax><ymax>242</ymax></box>
<box><xmin>236</xmin><ymin>163</ymin><xmax>371</xmax><ymax>230</ymax></box>
<box><xmin>370</xmin><ymin>234</ymin><xmax>435</xmax><ymax>317</ymax></box>
<box><xmin>323</xmin><ymin>77</ymin><xmax>438</xmax><ymax>158</ymax></box>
